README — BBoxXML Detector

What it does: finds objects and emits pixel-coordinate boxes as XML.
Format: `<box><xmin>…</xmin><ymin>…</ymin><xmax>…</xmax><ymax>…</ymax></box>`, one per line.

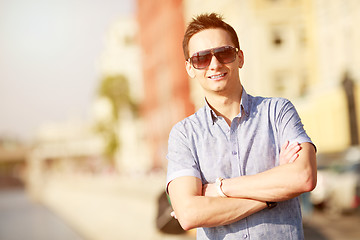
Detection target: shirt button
<box><xmin>243</xmin><ymin>234</ymin><xmax>248</xmax><ymax>239</ymax></box>
<box><xmin>232</xmin><ymin>151</ymin><xmax>237</xmax><ymax>155</ymax></box>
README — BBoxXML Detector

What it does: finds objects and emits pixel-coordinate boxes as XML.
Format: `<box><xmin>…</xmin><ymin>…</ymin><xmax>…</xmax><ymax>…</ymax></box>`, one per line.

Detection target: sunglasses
<box><xmin>188</xmin><ymin>46</ymin><xmax>239</xmax><ymax>69</ymax></box>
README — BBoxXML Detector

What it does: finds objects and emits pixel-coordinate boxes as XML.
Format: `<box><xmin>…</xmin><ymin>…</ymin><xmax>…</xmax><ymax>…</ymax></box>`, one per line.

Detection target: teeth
<box><xmin>210</xmin><ymin>73</ymin><xmax>225</xmax><ymax>79</ymax></box>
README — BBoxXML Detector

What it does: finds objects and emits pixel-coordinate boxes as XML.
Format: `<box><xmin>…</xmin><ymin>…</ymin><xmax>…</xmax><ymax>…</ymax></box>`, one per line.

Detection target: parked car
<box><xmin>310</xmin><ymin>148</ymin><xmax>360</xmax><ymax>214</ymax></box>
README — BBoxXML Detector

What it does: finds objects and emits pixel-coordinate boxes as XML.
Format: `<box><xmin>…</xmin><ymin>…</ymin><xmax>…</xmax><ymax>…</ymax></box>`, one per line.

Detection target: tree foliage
<box><xmin>98</xmin><ymin>75</ymin><xmax>136</xmax><ymax>119</ymax></box>
<box><xmin>95</xmin><ymin>75</ymin><xmax>137</xmax><ymax>162</ymax></box>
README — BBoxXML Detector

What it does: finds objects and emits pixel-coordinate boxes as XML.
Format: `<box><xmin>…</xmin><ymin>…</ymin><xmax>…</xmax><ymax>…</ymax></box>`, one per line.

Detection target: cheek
<box><xmin>197</xmin><ymin>76</ymin><xmax>210</xmax><ymax>88</ymax></box>
<box><xmin>230</xmin><ymin>63</ymin><xmax>240</xmax><ymax>75</ymax></box>
<box><xmin>194</xmin><ymin>70</ymin><xmax>207</xmax><ymax>81</ymax></box>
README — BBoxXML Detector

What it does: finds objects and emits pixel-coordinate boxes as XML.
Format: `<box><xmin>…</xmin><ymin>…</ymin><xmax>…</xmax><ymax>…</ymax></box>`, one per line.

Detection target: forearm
<box><xmin>221</xmin><ymin>143</ymin><xmax>317</xmax><ymax>202</ymax></box>
<box><xmin>222</xmin><ymin>164</ymin><xmax>310</xmax><ymax>201</ymax></box>
<box><xmin>173</xmin><ymin>196</ymin><xmax>266</xmax><ymax>230</ymax></box>
<box><xmin>168</xmin><ymin>176</ymin><xmax>266</xmax><ymax>230</ymax></box>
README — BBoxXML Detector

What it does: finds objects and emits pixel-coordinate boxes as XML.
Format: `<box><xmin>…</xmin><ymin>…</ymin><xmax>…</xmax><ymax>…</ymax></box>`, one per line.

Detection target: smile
<box><xmin>209</xmin><ymin>73</ymin><xmax>226</xmax><ymax>80</ymax></box>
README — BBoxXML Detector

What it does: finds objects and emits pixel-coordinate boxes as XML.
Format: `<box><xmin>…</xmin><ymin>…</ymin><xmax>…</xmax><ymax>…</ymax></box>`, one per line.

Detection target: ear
<box><xmin>185</xmin><ymin>60</ymin><xmax>196</xmax><ymax>78</ymax></box>
<box><xmin>238</xmin><ymin>50</ymin><xmax>244</xmax><ymax>69</ymax></box>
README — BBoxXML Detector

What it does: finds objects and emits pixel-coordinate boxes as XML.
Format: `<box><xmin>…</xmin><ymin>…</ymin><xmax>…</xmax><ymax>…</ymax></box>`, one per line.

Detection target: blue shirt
<box><xmin>166</xmin><ymin>89</ymin><xmax>314</xmax><ymax>240</ymax></box>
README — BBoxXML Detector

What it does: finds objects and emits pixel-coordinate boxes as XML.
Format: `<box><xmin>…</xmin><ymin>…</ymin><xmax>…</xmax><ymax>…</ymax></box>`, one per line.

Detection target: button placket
<box><xmin>230</xmin><ymin>117</ymin><xmax>242</xmax><ymax>176</ymax></box>
<box><xmin>230</xmin><ymin>119</ymin><xmax>241</xmax><ymax>179</ymax></box>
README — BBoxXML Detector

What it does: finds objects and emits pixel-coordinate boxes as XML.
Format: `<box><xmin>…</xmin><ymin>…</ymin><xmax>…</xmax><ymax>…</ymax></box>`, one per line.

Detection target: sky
<box><xmin>0</xmin><ymin>0</ymin><xmax>135</xmax><ymax>142</ymax></box>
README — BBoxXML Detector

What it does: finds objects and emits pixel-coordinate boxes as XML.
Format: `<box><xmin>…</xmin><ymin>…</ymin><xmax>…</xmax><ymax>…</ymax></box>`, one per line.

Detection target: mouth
<box><xmin>208</xmin><ymin>73</ymin><xmax>227</xmax><ymax>80</ymax></box>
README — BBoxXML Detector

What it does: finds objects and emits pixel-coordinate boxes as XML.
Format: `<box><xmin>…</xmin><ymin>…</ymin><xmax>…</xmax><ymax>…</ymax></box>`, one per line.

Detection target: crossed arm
<box><xmin>167</xmin><ymin>141</ymin><xmax>317</xmax><ymax>230</ymax></box>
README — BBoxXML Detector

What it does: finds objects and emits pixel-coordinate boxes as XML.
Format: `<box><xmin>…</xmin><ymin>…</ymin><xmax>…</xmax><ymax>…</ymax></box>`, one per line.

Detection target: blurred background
<box><xmin>1</xmin><ymin>0</ymin><xmax>360</xmax><ymax>239</ymax></box>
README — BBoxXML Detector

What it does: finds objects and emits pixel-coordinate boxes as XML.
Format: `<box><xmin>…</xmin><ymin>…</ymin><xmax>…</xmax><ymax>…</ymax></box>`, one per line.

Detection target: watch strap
<box><xmin>266</xmin><ymin>201</ymin><xmax>277</xmax><ymax>209</ymax></box>
<box><xmin>215</xmin><ymin>177</ymin><xmax>228</xmax><ymax>197</ymax></box>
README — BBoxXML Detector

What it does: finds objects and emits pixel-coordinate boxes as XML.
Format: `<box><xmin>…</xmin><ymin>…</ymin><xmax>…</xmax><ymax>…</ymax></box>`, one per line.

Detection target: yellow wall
<box><xmin>295</xmin><ymin>86</ymin><xmax>351</xmax><ymax>153</ymax></box>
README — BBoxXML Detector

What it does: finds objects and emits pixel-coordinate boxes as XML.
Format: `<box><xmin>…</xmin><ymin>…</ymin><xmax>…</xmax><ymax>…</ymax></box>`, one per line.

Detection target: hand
<box><xmin>202</xmin><ymin>183</ymin><xmax>219</xmax><ymax>197</ymax></box>
<box><xmin>279</xmin><ymin>141</ymin><xmax>301</xmax><ymax>165</ymax></box>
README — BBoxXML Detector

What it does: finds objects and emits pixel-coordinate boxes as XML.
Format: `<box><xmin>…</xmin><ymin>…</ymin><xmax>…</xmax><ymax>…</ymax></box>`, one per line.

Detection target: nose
<box><xmin>208</xmin><ymin>55</ymin><xmax>222</xmax><ymax>69</ymax></box>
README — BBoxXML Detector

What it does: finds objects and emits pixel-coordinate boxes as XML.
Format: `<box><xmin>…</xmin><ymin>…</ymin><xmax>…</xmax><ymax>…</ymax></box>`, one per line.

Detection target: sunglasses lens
<box><xmin>191</xmin><ymin>51</ymin><xmax>212</xmax><ymax>69</ymax></box>
<box><xmin>214</xmin><ymin>47</ymin><xmax>236</xmax><ymax>64</ymax></box>
<box><xmin>190</xmin><ymin>46</ymin><xmax>237</xmax><ymax>69</ymax></box>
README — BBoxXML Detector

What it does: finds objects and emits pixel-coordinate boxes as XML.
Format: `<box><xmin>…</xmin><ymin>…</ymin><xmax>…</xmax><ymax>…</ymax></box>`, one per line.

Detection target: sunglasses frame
<box><xmin>187</xmin><ymin>46</ymin><xmax>239</xmax><ymax>70</ymax></box>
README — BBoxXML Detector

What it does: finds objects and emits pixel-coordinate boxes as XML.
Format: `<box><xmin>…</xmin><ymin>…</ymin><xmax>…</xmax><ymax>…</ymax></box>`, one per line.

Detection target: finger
<box><xmin>289</xmin><ymin>153</ymin><xmax>299</xmax><ymax>163</ymax></box>
<box><xmin>285</xmin><ymin>142</ymin><xmax>300</xmax><ymax>155</ymax></box>
<box><xmin>288</xmin><ymin>142</ymin><xmax>299</xmax><ymax>149</ymax></box>
<box><xmin>288</xmin><ymin>144</ymin><xmax>301</xmax><ymax>153</ymax></box>
<box><xmin>281</xmin><ymin>144</ymin><xmax>301</xmax><ymax>163</ymax></box>
<box><xmin>281</xmin><ymin>141</ymin><xmax>289</xmax><ymax>152</ymax></box>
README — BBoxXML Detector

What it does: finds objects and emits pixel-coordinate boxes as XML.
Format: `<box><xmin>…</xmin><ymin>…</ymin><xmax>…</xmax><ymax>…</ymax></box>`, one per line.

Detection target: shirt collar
<box><xmin>204</xmin><ymin>88</ymin><xmax>251</xmax><ymax>124</ymax></box>
<box><xmin>240</xmin><ymin>88</ymin><xmax>251</xmax><ymax>117</ymax></box>
<box><xmin>204</xmin><ymin>99</ymin><xmax>218</xmax><ymax>124</ymax></box>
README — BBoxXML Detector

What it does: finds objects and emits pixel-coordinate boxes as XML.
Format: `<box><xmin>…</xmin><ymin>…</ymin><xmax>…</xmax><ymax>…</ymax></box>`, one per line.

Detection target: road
<box><xmin>303</xmin><ymin>208</ymin><xmax>360</xmax><ymax>240</ymax></box>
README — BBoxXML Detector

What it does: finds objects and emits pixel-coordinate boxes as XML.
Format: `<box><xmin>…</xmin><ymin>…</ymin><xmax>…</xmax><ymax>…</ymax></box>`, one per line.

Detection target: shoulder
<box><xmin>169</xmin><ymin>106</ymin><xmax>208</xmax><ymax>137</ymax></box>
<box><xmin>249</xmin><ymin>94</ymin><xmax>292</xmax><ymax>112</ymax></box>
<box><xmin>246</xmin><ymin>95</ymin><xmax>299</xmax><ymax>125</ymax></box>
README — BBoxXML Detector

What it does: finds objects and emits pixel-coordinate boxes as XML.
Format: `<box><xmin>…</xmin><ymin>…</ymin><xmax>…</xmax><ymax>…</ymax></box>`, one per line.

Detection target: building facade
<box><xmin>136</xmin><ymin>0</ymin><xmax>360</xmax><ymax>170</ymax></box>
<box><xmin>184</xmin><ymin>0</ymin><xmax>360</xmax><ymax>153</ymax></box>
<box><xmin>137</xmin><ymin>0</ymin><xmax>194</xmax><ymax>170</ymax></box>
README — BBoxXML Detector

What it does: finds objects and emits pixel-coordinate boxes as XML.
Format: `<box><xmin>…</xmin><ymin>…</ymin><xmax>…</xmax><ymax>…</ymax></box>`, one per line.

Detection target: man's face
<box><xmin>186</xmin><ymin>28</ymin><xmax>244</xmax><ymax>96</ymax></box>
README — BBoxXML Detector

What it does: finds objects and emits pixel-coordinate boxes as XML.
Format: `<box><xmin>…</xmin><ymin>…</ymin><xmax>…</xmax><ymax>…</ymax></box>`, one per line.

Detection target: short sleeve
<box><xmin>275</xmin><ymin>99</ymin><xmax>316</xmax><ymax>151</ymax></box>
<box><xmin>166</xmin><ymin>121</ymin><xmax>201</xmax><ymax>193</ymax></box>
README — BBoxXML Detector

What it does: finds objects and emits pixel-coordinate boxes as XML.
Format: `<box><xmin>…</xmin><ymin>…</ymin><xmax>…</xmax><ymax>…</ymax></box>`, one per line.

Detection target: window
<box><xmin>272</xmin><ymin>30</ymin><xmax>284</xmax><ymax>47</ymax></box>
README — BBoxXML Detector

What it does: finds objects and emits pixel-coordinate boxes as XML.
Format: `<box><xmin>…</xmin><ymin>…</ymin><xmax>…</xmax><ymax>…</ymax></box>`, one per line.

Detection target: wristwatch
<box><xmin>215</xmin><ymin>177</ymin><xmax>228</xmax><ymax>197</ymax></box>
<box><xmin>266</xmin><ymin>201</ymin><xmax>277</xmax><ymax>209</ymax></box>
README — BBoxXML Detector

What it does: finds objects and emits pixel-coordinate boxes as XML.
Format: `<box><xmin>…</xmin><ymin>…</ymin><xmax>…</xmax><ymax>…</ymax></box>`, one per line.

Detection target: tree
<box><xmin>95</xmin><ymin>75</ymin><xmax>137</xmax><ymax>163</ymax></box>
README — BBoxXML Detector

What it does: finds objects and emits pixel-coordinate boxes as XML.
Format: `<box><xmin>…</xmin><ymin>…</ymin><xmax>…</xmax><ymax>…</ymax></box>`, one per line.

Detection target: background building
<box><xmin>137</xmin><ymin>0</ymin><xmax>194</xmax><ymax>170</ymax></box>
<box><xmin>135</xmin><ymin>0</ymin><xmax>360</xmax><ymax>171</ymax></box>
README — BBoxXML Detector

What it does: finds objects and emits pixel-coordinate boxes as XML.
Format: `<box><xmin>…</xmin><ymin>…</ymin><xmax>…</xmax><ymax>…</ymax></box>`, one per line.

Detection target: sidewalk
<box><xmin>37</xmin><ymin>173</ymin><xmax>195</xmax><ymax>240</ymax></box>
<box><xmin>0</xmin><ymin>188</ymin><xmax>83</xmax><ymax>240</ymax></box>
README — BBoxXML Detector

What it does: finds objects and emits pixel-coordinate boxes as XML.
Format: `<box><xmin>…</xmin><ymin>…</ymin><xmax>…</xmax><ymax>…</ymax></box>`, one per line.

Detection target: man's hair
<box><xmin>182</xmin><ymin>13</ymin><xmax>240</xmax><ymax>60</ymax></box>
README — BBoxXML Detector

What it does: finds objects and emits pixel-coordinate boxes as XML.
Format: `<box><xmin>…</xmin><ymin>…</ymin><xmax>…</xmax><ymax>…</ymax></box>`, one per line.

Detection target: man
<box><xmin>166</xmin><ymin>13</ymin><xmax>316</xmax><ymax>240</ymax></box>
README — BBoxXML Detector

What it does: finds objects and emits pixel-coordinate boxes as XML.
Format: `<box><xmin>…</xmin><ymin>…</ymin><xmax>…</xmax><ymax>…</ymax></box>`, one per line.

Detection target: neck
<box><xmin>206</xmin><ymin>85</ymin><xmax>243</xmax><ymax>126</ymax></box>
